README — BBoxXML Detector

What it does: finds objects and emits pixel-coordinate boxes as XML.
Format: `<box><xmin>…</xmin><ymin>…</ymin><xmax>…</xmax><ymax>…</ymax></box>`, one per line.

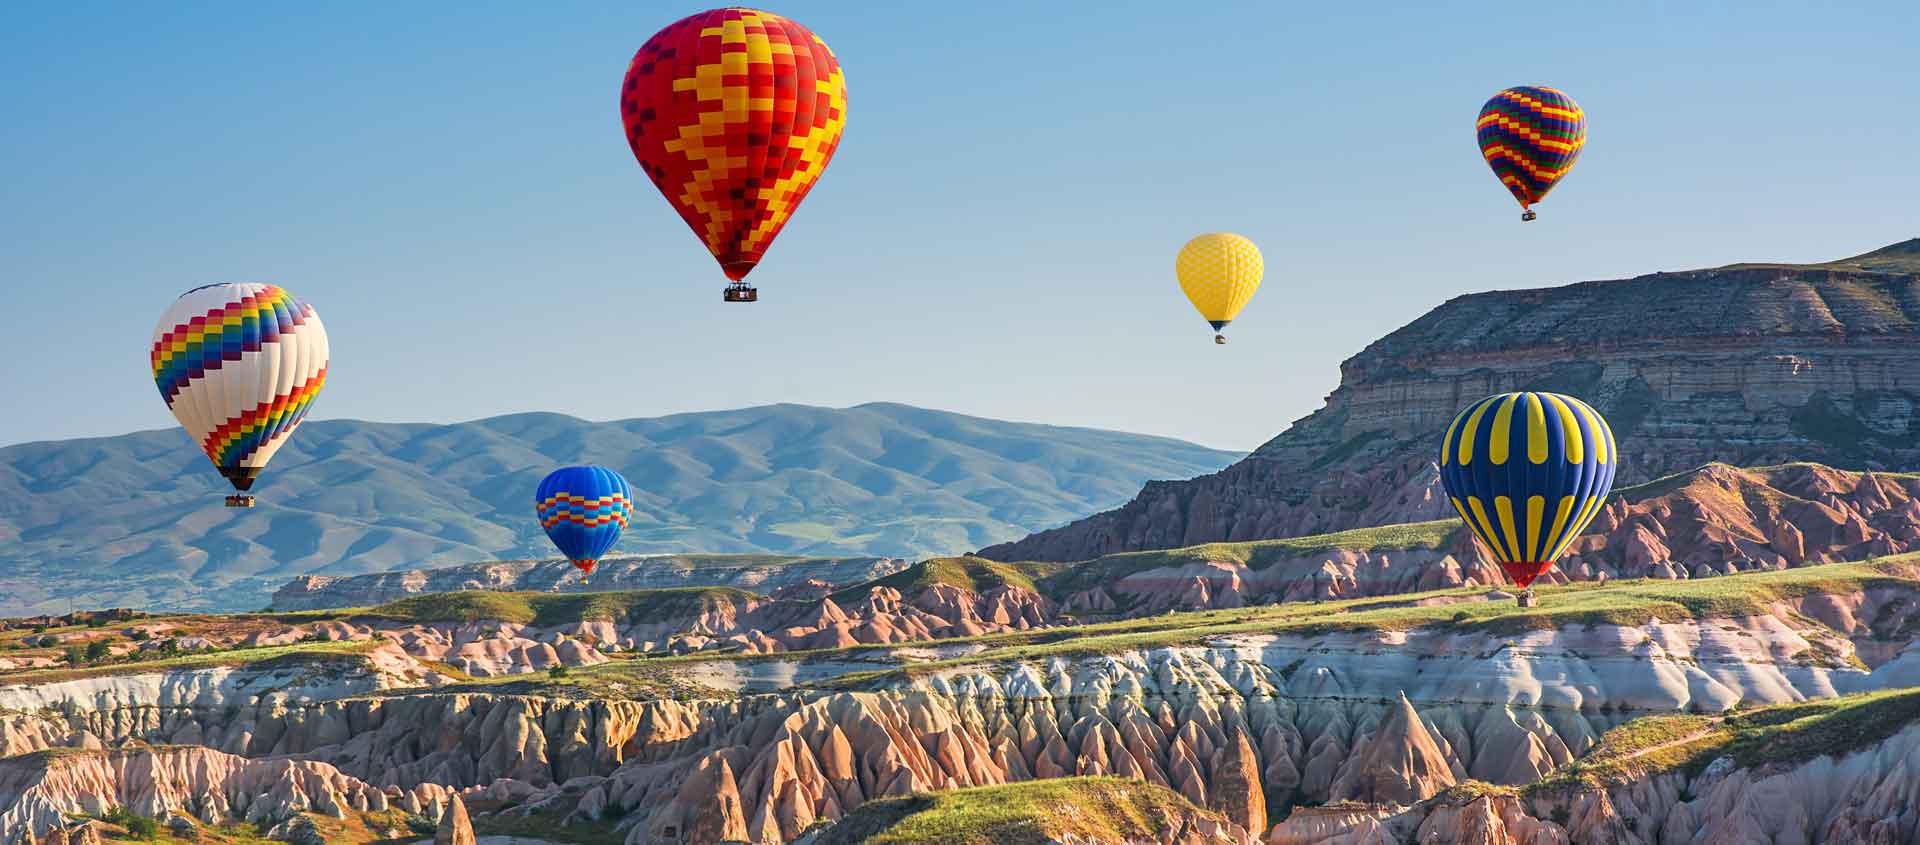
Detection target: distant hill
<box><xmin>0</xmin><ymin>403</ymin><xmax>1237</xmax><ymax>615</ymax></box>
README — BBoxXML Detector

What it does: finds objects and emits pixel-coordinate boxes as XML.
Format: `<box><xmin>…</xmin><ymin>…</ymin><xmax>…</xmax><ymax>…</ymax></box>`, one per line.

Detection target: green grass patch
<box><xmin>360</xmin><ymin>586</ymin><xmax>759</xmax><ymax>627</ymax></box>
<box><xmin>1033</xmin><ymin>519</ymin><xmax>1462</xmax><ymax>597</ymax></box>
<box><xmin>832</xmin><ymin>557</ymin><xmax>1068</xmax><ymax>604</ymax></box>
<box><xmin>810</xmin><ymin>777</ymin><xmax>1222</xmax><ymax>845</ymax></box>
<box><xmin>816</xmin><ymin>556</ymin><xmax>1920</xmax><ymax>691</ymax></box>
<box><xmin>1542</xmin><ymin>687</ymin><xmax>1920</xmax><ymax>789</ymax></box>
<box><xmin>0</xmin><ymin>641</ymin><xmax>376</xmax><ymax>686</ymax></box>
<box><xmin>421</xmin><ymin>658</ymin><xmax>735</xmax><ymax>702</ymax></box>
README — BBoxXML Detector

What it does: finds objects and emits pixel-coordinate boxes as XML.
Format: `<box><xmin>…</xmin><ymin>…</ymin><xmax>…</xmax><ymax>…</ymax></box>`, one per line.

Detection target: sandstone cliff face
<box><xmin>986</xmin><ymin>241</ymin><xmax>1920</xmax><ymax>562</ymax></box>
<box><xmin>270</xmin><ymin>554</ymin><xmax>909</xmax><ymax>612</ymax></box>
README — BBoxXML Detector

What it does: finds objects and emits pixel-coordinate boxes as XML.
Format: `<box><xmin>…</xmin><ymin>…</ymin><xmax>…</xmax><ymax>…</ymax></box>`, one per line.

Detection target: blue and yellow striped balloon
<box><xmin>1438</xmin><ymin>392</ymin><xmax>1617</xmax><ymax>588</ymax></box>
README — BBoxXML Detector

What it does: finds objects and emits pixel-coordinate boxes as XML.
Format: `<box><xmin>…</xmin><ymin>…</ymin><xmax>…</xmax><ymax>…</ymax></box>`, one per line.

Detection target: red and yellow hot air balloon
<box><xmin>619</xmin><ymin>8</ymin><xmax>848</xmax><ymax>302</ymax></box>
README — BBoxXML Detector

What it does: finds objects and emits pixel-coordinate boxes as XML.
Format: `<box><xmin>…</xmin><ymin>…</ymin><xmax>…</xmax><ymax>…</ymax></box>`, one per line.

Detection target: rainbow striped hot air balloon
<box><xmin>536</xmin><ymin>466</ymin><xmax>635</xmax><ymax>576</ymax></box>
<box><xmin>1476</xmin><ymin>86</ymin><xmax>1586</xmax><ymax>221</ymax></box>
<box><xmin>150</xmin><ymin>283</ymin><xmax>329</xmax><ymax>507</ymax></box>
<box><xmin>1438</xmin><ymin>392</ymin><xmax>1617</xmax><ymax>600</ymax></box>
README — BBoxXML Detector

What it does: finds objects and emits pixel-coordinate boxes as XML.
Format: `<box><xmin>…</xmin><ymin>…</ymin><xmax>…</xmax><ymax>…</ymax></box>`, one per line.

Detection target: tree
<box><xmin>84</xmin><ymin>640</ymin><xmax>112</xmax><ymax>664</ymax></box>
<box><xmin>63</xmin><ymin>645</ymin><xmax>86</xmax><ymax>665</ymax></box>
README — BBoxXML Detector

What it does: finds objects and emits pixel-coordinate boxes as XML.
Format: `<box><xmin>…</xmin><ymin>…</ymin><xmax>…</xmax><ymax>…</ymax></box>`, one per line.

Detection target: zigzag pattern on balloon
<box><xmin>150</xmin><ymin>286</ymin><xmax>313</xmax><ymax>404</ymax></box>
<box><xmin>537</xmin><ymin>493</ymin><xmax>633</xmax><ymax>529</ymax></box>
<box><xmin>1476</xmin><ymin>86</ymin><xmax>1586</xmax><ymax>208</ymax></box>
<box><xmin>204</xmin><ymin>369</ymin><xmax>328</xmax><ymax>468</ymax></box>
<box><xmin>621</xmin><ymin>7</ymin><xmax>847</xmax><ymax>281</ymax></box>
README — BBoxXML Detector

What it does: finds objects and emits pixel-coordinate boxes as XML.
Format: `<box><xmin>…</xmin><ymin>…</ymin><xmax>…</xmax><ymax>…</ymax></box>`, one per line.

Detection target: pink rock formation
<box><xmin>433</xmin><ymin>793</ymin><xmax>475</xmax><ymax>845</ymax></box>
<box><xmin>1328</xmin><ymin>693</ymin><xmax>1460</xmax><ymax>807</ymax></box>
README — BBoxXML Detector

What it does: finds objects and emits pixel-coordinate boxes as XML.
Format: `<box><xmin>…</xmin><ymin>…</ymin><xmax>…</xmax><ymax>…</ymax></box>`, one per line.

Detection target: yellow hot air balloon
<box><xmin>1175</xmin><ymin>233</ymin><xmax>1263</xmax><ymax>344</ymax></box>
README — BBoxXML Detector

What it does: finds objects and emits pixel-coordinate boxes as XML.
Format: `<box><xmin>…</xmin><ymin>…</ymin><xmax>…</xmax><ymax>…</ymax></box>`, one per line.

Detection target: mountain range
<box><xmin>0</xmin><ymin>402</ymin><xmax>1236</xmax><ymax>615</ymax></box>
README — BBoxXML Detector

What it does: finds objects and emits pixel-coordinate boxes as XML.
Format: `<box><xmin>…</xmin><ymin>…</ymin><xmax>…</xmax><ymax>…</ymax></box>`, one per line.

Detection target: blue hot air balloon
<box><xmin>535</xmin><ymin>466</ymin><xmax>634</xmax><ymax>575</ymax></box>
<box><xmin>1438</xmin><ymin>392</ymin><xmax>1617</xmax><ymax>599</ymax></box>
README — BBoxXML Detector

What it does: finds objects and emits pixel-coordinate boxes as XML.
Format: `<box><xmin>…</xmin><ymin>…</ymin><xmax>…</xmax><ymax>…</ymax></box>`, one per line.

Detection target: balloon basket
<box><xmin>1517</xmin><ymin>589</ymin><xmax>1538</xmax><ymax>608</ymax></box>
<box><xmin>225</xmin><ymin>495</ymin><xmax>256</xmax><ymax>509</ymax></box>
<box><xmin>723</xmin><ymin>283</ymin><xmax>758</xmax><ymax>303</ymax></box>
<box><xmin>1214</xmin><ymin>334</ymin><xmax>1226</xmax><ymax>345</ymax></box>
<box><xmin>1521</xmin><ymin>210</ymin><xmax>1537</xmax><ymax>222</ymax></box>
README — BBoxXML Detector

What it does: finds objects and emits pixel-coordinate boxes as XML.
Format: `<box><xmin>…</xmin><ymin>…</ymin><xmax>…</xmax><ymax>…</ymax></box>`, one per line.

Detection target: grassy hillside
<box><xmin>818</xmin><ymin>555</ymin><xmax>1920</xmax><ymax>688</ymax></box>
<box><xmin>810</xmin><ymin>777</ymin><xmax>1229</xmax><ymax>845</ymax></box>
<box><xmin>363</xmin><ymin>586</ymin><xmax>757</xmax><ymax>626</ymax></box>
<box><xmin>1033</xmin><ymin>519</ymin><xmax>1462</xmax><ymax>595</ymax></box>
<box><xmin>1545</xmin><ymin>686</ymin><xmax>1920</xmax><ymax>788</ymax></box>
<box><xmin>0</xmin><ymin>403</ymin><xmax>1238</xmax><ymax>615</ymax></box>
<box><xmin>830</xmin><ymin>556</ymin><xmax>1070</xmax><ymax>604</ymax></box>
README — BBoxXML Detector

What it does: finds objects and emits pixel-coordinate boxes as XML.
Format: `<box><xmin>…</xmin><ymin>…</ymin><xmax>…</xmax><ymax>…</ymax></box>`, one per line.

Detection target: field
<box><xmin>810</xmin><ymin>776</ymin><xmax>1222</xmax><ymax>845</ymax></box>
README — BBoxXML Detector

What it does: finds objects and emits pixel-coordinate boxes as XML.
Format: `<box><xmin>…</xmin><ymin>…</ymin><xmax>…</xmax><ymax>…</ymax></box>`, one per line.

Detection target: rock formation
<box><xmin>1038</xmin><ymin>462</ymin><xmax>1920</xmax><ymax>613</ymax></box>
<box><xmin>1328</xmin><ymin>694</ymin><xmax>1459</xmax><ymax>806</ymax></box>
<box><xmin>1269</xmin><ymin>713</ymin><xmax>1920</xmax><ymax>844</ymax></box>
<box><xmin>434</xmin><ymin>794</ymin><xmax>475</xmax><ymax>845</ymax></box>
<box><xmin>0</xmin><ymin>746</ymin><xmax>398</xmax><ymax>842</ymax></box>
<box><xmin>8</xmin><ymin>560</ymin><xmax>1920</xmax><ymax>843</ymax></box>
<box><xmin>986</xmin><ymin>239</ymin><xmax>1920</xmax><ymax>562</ymax></box>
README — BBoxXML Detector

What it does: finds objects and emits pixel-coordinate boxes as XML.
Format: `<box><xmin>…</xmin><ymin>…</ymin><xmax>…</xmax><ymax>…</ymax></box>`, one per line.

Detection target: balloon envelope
<box><xmin>1476</xmin><ymin>86</ymin><xmax>1586</xmax><ymax>212</ymax></box>
<box><xmin>1438</xmin><ymin>392</ymin><xmax>1616</xmax><ymax>588</ymax></box>
<box><xmin>1175</xmin><ymin>233</ymin><xmax>1264</xmax><ymax>334</ymax></box>
<box><xmin>619</xmin><ymin>7</ymin><xmax>848</xmax><ymax>282</ymax></box>
<box><xmin>150</xmin><ymin>283</ymin><xmax>329</xmax><ymax>492</ymax></box>
<box><xmin>536</xmin><ymin>466</ymin><xmax>634</xmax><ymax>574</ymax></box>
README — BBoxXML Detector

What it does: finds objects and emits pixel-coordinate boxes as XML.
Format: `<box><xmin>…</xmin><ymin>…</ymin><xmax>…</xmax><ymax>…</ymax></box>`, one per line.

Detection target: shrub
<box><xmin>130</xmin><ymin>630</ymin><xmax>152</xmax><ymax>642</ymax></box>
<box><xmin>63</xmin><ymin>645</ymin><xmax>86</xmax><ymax>665</ymax></box>
<box><xmin>103</xmin><ymin>807</ymin><xmax>160</xmax><ymax>840</ymax></box>
<box><xmin>125</xmin><ymin>815</ymin><xmax>161</xmax><ymax>839</ymax></box>
<box><xmin>404</xmin><ymin>813</ymin><xmax>438</xmax><ymax>836</ymax></box>
<box><xmin>549</xmin><ymin>666</ymin><xmax>571</xmax><ymax>679</ymax></box>
<box><xmin>84</xmin><ymin>640</ymin><xmax>112</xmax><ymax>664</ymax></box>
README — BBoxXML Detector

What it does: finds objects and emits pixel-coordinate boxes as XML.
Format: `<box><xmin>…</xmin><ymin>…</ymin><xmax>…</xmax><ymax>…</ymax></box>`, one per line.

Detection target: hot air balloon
<box><xmin>536</xmin><ymin>466</ymin><xmax>634</xmax><ymax>576</ymax></box>
<box><xmin>150</xmin><ymin>283</ymin><xmax>329</xmax><ymax>508</ymax></box>
<box><xmin>619</xmin><ymin>8</ymin><xmax>848</xmax><ymax>303</ymax></box>
<box><xmin>1176</xmin><ymin>233</ymin><xmax>1264</xmax><ymax>344</ymax></box>
<box><xmin>1438</xmin><ymin>392</ymin><xmax>1616</xmax><ymax>605</ymax></box>
<box><xmin>1476</xmin><ymin>86</ymin><xmax>1586</xmax><ymax>221</ymax></box>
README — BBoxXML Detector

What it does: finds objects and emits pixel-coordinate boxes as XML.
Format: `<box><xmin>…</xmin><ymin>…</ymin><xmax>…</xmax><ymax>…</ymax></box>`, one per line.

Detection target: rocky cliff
<box><xmin>984</xmin><ymin>239</ymin><xmax>1920</xmax><ymax>562</ymax></box>
<box><xmin>1268</xmin><ymin>687</ymin><xmax>1920</xmax><ymax>844</ymax></box>
<box><xmin>8</xmin><ymin>558</ymin><xmax>1920</xmax><ymax>843</ymax></box>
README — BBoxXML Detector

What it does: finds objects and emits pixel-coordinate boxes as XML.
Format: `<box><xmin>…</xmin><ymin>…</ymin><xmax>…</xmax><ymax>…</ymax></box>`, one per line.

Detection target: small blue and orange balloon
<box><xmin>1476</xmin><ymin>86</ymin><xmax>1586</xmax><ymax>221</ymax></box>
<box><xmin>535</xmin><ymin>466</ymin><xmax>634</xmax><ymax>575</ymax></box>
<box><xmin>1438</xmin><ymin>392</ymin><xmax>1617</xmax><ymax>591</ymax></box>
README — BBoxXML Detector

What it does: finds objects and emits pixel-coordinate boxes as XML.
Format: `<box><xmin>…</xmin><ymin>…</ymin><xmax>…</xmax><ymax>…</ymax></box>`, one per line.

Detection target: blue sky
<box><xmin>4</xmin><ymin>1</ymin><xmax>1916</xmax><ymax>451</ymax></box>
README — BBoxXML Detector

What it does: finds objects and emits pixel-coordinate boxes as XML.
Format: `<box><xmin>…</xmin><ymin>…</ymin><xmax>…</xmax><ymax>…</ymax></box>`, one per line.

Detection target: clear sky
<box><xmin>4</xmin><ymin>1</ymin><xmax>1917</xmax><ymax>452</ymax></box>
